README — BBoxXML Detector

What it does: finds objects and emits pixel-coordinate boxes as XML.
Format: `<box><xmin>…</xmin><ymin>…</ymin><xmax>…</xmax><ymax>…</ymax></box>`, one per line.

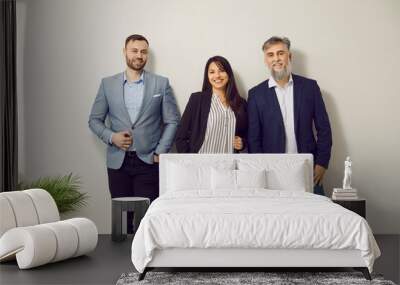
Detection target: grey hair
<box><xmin>262</xmin><ymin>36</ymin><xmax>291</xmax><ymax>51</ymax></box>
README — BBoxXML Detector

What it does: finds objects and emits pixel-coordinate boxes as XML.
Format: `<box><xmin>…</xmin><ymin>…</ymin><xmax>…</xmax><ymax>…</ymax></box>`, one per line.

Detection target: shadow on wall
<box><xmin>321</xmin><ymin>88</ymin><xmax>349</xmax><ymax>197</ymax></box>
<box><xmin>291</xmin><ymin>49</ymin><xmax>307</xmax><ymax>75</ymax></box>
<box><xmin>292</xmin><ymin>49</ymin><xmax>350</xmax><ymax>196</ymax></box>
<box><xmin>145</xmin><ymin>49</ymin><xmax>156</xmax><ymax>73</ymax></box>
<box><xmin>234</xmin><ymin>71</ymin><xmax>247</xmax><ymax>100</ymax></box>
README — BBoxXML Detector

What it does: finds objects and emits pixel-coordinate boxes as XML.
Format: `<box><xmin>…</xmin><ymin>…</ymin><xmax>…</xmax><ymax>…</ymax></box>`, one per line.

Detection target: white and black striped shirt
<box><xmin>199</xmin><ymin>94</ymin><xmax>236</xmax><ymax>153</ymax></box>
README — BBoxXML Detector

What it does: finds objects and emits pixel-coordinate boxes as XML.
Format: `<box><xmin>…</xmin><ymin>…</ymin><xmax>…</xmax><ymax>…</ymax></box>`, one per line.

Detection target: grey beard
<box><xmin>271</xmin><ymin>63</ymin><xmax>292</xmax><ymax>81</ymax></box>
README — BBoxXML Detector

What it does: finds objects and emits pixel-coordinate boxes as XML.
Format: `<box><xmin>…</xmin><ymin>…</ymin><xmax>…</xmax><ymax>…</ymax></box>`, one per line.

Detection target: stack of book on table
<box><xmin>332</xmin><ymin>188</ymin><xmax>358</xmax><ymax>200</ymax></box>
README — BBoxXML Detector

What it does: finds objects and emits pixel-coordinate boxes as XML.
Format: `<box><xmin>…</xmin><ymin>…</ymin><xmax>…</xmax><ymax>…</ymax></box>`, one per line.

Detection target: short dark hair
<box><xmin>125</xmin><ymin>34</ymin><xmax>149</xmax><ymax>47</ymax></box>
<box><xmin>262</xmin><ymin>36</ymin><xmax>290</xmax><ymax>51</ymax></box>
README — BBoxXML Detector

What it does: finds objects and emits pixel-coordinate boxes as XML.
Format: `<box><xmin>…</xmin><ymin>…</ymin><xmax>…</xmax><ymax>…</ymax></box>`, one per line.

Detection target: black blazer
<box><xmin>175</xmin><ymin>91</ymin><xmax>248</xmax><ymax>153</ymax></box>
<box><xmin>247</xmin><ymin>74</ymin><xmax>332</xmax><ymax>168</ymax></box>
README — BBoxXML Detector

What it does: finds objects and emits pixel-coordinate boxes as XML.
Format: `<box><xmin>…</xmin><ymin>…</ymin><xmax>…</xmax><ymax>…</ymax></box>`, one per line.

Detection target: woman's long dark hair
<box><xmin>202</xmin><ymin>56</ymin><xmax>242</xmax><ymax>112</ymax></box>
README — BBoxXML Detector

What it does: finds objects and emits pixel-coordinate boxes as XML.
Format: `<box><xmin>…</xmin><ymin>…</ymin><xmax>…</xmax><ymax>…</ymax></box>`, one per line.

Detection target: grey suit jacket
<box><xmin>89</xmin><ymin>71</ymin><xmax>180</xmax><ymax>169</ymax></box>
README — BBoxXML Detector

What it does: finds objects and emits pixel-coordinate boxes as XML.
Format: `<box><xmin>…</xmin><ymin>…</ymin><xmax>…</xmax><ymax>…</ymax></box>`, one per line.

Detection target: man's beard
<box><xmin>126</xmin><ymin>57</ymin><xmax>146</xmax><ymax>71</ymax></box>
<box><xmin>271</xmin><ymin>61</ymin><xmax>292</xmax><ymax>81</ymax></box>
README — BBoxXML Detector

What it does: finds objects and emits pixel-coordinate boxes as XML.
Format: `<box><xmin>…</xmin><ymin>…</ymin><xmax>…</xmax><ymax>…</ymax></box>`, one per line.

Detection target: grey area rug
<box><xmin>116</xmin><ymin>272</ymin><xmax>396</xmax><ymax>285</ymax></box>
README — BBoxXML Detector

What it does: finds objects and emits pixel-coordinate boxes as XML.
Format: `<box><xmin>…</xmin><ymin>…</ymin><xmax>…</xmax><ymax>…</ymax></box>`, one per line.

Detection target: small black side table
<box><xmin>332</xmin><ymin>198</ymin><xmax>366</xmax><ymax>218</ymax></box>
<box><xmin>112</xmin><ymin>197</ymin><xmax>150</xmax><ymax>241</ymax></box>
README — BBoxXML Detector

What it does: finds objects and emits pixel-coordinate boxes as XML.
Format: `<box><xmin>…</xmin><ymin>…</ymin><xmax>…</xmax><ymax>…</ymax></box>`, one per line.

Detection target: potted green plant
<box><xmin>18</xmin><ymin>173</ymin><xmax>89</xmax><ymax>213</ymax></box>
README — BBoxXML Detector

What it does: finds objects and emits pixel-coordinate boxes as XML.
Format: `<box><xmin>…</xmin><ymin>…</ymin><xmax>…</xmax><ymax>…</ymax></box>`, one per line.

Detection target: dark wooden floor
<box><xmin>0</xmin><ymin>235</ymin><xmax>398</xmax><ymax>285</ymax></box>
<box><xmin>0</xmin><ymin>235</ymin><xmax>134</xmax><ymax>285</ymax></box>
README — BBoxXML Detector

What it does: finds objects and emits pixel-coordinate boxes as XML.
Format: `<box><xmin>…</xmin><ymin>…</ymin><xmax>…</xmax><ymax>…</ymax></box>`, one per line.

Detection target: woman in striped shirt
<box><xmin>175</xmin><ymin>56</ymin><xmax>248</xmax><ymax>153</ymax></box>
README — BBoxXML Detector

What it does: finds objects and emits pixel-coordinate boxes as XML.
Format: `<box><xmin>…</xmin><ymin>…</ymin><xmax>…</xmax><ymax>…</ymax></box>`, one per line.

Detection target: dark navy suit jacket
<box><xmin>247</xmin><ymin>74</ymin><xmax>332</xmax><ymax>168</ymax></box>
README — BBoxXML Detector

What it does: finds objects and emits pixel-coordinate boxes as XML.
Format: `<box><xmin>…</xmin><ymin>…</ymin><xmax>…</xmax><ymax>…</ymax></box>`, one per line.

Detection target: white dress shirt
<box><xmin>199</xmin><ymin>94</ymin><xmax>236</xmax><ymax>154</ymax></box>
<box><xmin>268</xmin><ymin>75</ymin><xmax>298</xmax><ymax>153</ymax></box>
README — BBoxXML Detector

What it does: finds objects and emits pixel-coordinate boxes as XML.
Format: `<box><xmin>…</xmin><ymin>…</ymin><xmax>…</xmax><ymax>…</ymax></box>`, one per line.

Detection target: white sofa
<box><xmin>0</xmin><ymin>188</ymin><xmax>98</xmax><ymax>269</ymax></box>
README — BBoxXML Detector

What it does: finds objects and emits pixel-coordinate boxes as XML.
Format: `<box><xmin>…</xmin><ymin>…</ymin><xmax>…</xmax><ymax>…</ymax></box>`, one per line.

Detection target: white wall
<box><xmin>16</xmin><ymin>0</ymin><xmax>400</xmax><ymax>234</ymax></box>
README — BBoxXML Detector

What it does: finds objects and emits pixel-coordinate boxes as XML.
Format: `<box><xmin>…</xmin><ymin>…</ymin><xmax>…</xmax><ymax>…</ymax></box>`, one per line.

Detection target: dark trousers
<box><xmin>107</xmin><ymin>151</ymin><xmax>159</xmax><ymax>233</ymax></box>
<box><xmin>314</xmin><ymin>184</ymin><xmax>326</xmax><ymax>196</ymax></box>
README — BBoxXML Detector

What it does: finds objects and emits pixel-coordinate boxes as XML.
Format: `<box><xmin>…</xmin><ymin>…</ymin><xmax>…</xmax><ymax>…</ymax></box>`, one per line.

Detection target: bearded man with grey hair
<box><xmin>247</xmin><ymin>36</ymin><xmax>332</xmax><ymax>195</ymax></box>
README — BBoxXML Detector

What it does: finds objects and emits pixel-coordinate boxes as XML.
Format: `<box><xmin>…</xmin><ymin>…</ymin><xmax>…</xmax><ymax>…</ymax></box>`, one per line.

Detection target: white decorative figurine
<box><xmin>342</xmin><ymin>156</ymin><xmax>352</xmax><ymax>190</ymax></box>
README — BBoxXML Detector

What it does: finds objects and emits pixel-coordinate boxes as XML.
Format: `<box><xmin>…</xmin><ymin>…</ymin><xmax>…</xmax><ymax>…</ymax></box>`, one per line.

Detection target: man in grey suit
<box><xmin>89</xmin><ymin>35</ymin><xmax>179</xmax><ymax>232</ymax></box>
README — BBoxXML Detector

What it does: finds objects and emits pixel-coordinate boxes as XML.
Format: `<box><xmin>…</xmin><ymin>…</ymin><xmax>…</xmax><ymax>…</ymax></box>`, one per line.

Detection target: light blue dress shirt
<box><xmin>123</xmin><ymin>71</ymin><xmax>145</xmax><ymax>124</ymax></box>
<box><xmin>109</xmin><ymin>71</ymin><xmax>144</xmax><ymax>145</ymax></box>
